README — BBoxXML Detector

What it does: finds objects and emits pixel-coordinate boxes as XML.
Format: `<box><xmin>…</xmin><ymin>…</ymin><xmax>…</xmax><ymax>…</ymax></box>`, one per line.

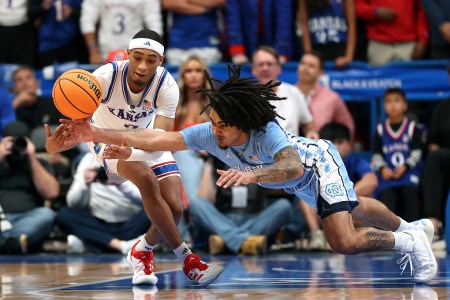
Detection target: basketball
<box><xmin>52</xmin><ymin>69</ymin><xmax>102</xmax><ymax>119</ymax></box>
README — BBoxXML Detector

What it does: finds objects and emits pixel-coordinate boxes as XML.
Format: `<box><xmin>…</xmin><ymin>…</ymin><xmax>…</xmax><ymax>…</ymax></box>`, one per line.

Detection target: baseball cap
<box><xmin>2</xmin><ymin>121</ymin><xmax>30</xmax><ymax>138</ymax></box>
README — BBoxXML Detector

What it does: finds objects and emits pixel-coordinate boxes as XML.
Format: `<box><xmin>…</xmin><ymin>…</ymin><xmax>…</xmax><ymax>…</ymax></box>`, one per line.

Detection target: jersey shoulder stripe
<box><xmin>102</xmin><ymin>62</ymin><xmax>118</xmax><ymax>104</ymax></box>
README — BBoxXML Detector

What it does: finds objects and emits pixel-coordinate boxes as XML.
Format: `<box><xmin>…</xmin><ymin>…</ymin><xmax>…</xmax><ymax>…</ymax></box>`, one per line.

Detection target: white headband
<box><xmin>128</xmin><ymin>38</ymin><xmax>164</xmax><ymax>56</ymax></box>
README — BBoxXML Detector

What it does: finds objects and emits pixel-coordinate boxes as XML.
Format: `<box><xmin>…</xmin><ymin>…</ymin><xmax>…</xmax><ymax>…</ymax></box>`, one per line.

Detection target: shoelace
<box><xmin>133</xmin><ymin>252</ymin><xmax>155</xmax><ymax>274</ymax></box>
<box><xmin>397</xmin><ymin>253</ymin><xmax>413</xmax><ymax>276</ymax></box>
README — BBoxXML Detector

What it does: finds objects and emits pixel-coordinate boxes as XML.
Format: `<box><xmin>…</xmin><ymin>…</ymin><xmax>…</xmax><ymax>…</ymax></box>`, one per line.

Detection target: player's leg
<box><xmin>353</xmin><ymin>196</ymin><xmax>434</xmax><ymax>242</ymax></box>
<box><xmin>315</xmin><ymin>140</ymin><xmax>436</xmax><ymax>283</ymax></box>
<box><xmin>321</xmin><ymin>204</ymin><xmax>437</xmax><ymax>283</ymax></box>
<box><xmin>117</xmin><ymin>159</ymin><xmax>223</xmax><ymax>287</ymax></box>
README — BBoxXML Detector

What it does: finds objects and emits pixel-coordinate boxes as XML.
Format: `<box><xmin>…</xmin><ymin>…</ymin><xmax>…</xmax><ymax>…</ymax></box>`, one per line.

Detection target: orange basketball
<box><xmin>52</xmin><ymin>69</ymin><xmax>102</xmax><ymax>119</ymax></box>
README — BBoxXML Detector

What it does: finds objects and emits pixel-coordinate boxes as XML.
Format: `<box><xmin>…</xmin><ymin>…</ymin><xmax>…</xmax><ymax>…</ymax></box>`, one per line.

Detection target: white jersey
<box><xmin>92</xmin><ymin>60</ymin><xmax>179</xmax><ymax>130</ymax></box>
<box><xmin>80</xmin><ymin>0</ymin><xmax>163</xmax><ymax>58</ymax></box>
<box><xmin>88</xmin><ymin>60</ymin><xmax>180</xmax><ymax>182</ymax></box>
<box><xmin>273</xmin><ymin>82</ymin><xmax>313</xmax><ymax>136</ymax></box>
<box><xmin>0</xmin><ymin>0</ymin><xmax>27</xmax><ymax>26</ymax></box>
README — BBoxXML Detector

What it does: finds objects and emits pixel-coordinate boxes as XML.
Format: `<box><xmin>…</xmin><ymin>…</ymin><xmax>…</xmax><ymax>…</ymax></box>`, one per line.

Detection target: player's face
<box><xmin>182</xmin><ymin>59</ymin><xmax>204</xmax><ymax>89</ymax></box>
<box><xmin>298</xmin><ymin>54</ymin><xmax>322</xmax><ymax>84</ymax></box>
<box><xmin>251</xmin><ymin>50</ymin><xmax>281</xmax><ymax>85</ymax></box>
<box><xmin>13</xmin><ymin>69</ymin><xmax>39</xmax><ymax>94</ymax></box>
<box><xmin>210</xmin><ymin>109</ymin><xmax>248</xmax><ymax>149</ymax></box>
<box><xmin>384</xmin><ymin>93</ymin><xmax>407</xmax><ymax>121</ymax></box>
<box><xmin>127</xmin><ymin>48</ymin><xmax>163</xmax><ymax>91</ymax></box>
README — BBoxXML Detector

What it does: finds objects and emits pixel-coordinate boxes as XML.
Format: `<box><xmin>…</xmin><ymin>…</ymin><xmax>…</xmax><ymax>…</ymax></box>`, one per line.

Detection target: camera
<box><xmin>5</xmin><ymin>136</ymin><xmax>28</xmax><ymax>168</ymax></box>
<box><xmin>11</xmin><ymin>136</ymin><xmax>28</xmax><ymax>157</ymax></box>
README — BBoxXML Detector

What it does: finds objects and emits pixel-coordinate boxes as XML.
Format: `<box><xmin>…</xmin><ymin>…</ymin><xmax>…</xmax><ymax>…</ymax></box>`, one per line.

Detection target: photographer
<box><xmin>56</xmin><ymin>152</ymin><xmax>151</xmax><ymax>254</ymax></box>
<box><xmin>0</xmin><ymin>121</ymin><xmax>59</xmax><ymax>253</ymax></box>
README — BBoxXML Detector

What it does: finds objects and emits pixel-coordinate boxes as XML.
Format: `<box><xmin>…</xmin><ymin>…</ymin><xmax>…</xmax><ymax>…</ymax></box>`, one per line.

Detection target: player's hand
<box><xmin>102</xmin><ymin>136</ymin><xmax>132</xmax><ymax>160</ymax></box>
<box><xmin>380</xmin><ymin>167</ymin><xmax>394</xmax><ymax>181</ymax></box>
<box><xmin>216</xmin><ymin>168</ymin><xmax>256</xmax><ymax>188</ymax></box>
<box><xmin>60</xmin><ymin>118</ymin><xmax>94</xmax><ymax>143</ymax></box>
<box><xmin>44</xmin><ymin>124</ymin><xmax>71</xmax><ymax>154</ymax></box>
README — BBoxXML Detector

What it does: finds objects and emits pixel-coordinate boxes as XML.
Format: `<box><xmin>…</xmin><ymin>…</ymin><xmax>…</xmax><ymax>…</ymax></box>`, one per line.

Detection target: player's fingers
<box><xmin>44</xmin><ymin>124</ymin><xmax>52</xmax><ymax>137</ymax></box>
<box><xmin>218</xmin><ymin>171</ymin><xmax>238</xmax><ymax>188</ymax></box>
<box><xmin>59</xmin><ymin>119</ymin><xmax>73</xmax><ymax>125</ymax></box>
<box><xmin>216</xmin><ymin>169</ymin><xmax>235</xmax><ymax>186</ymax></box>
<box><xmin>223</xmin><ymin>173</ymin><xmax>241</xmax><ymax>188</ymax></box>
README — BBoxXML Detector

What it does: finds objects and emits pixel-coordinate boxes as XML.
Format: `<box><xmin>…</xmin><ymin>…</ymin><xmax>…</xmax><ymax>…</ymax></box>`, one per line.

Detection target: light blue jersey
<box><xmin>181</xmin><ymin>121</ymin><xmax>358</xmax><ymax>209</ymax></box>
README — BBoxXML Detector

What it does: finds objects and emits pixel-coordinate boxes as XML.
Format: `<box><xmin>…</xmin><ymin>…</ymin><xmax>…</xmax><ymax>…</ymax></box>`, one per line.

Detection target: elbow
<box><xmin>46</xmin><ymin>183</ymin><xmax>61</xmax><ymax>200</ymax></box>
<box><xmin>293</xmin><ymin>161</ymin><xmax>304</xmax><ymax>178</ymax></box>
<box><xmin>45</xmin><ymin>189</ymin><xmax>60</xmax><ymax>200</ymax></box>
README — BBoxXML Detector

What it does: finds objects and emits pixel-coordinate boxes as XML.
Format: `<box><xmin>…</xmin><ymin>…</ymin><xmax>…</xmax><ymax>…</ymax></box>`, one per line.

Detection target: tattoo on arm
<box><xmin>365</xmin><ymin>231</ymin><xmax>394</xmax><ymax>250</ymax></box>
<box><xmin>253</xmin><ymin>146</ymin><xmax>302</xmax><ymax>183</ymax></box>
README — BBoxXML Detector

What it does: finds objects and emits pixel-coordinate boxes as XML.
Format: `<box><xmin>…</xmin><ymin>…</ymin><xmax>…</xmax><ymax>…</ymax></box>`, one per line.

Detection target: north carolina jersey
<box><xmin>181</xmin><ymin>121</ymin><xmax>358</xmax><ymax>209</ymax></box>
<box><xmin>80</xmin><ymin>0</ymin><xmax>162</xmax><ymax>58</ymax></box>
<box><xmin>92</xmin><ymin>61</ymin><xmax>179</xmax><ymax>130</ymax></box>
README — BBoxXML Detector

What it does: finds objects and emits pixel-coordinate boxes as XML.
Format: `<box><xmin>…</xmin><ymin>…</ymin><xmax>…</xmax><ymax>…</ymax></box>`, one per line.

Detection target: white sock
<box><xmin>395</xmin><ymin>218</ymin><xmax>410</xmax><ymax>232</ymax></box>
<box><xmin>135</xmin><ymin>236</ymin><xmax>155</xmax><ymax>252</ymax></box>
<box><xmin>392</xmin><ymin>231</ymin><xmax>414</xmax><ymax>251</ymax></box>
<box><xmin>173</xmin><ymin>242</ymin><xmax>192</xmax><ymax>264</ymax></box>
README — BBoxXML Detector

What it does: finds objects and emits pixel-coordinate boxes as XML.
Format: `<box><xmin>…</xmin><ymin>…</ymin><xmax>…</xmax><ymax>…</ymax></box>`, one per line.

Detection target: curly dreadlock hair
<box><xmin>197</xmin><ymin>65</ymin><xmax>286</xmax><ymax>133</ymax></box>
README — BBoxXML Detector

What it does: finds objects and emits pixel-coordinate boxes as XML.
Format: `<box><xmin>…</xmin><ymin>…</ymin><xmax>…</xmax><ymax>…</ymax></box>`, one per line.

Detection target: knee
<box><xmin>328</xmin><ymin>237</ymin><xmax>358</xmax><ymax>255</ymax></box>
<box><xmin>35</xmin><ymin>207</ymin><xmax>56</xmax><ymax>222</ymax></box>
<box><xmin>171</xmin><ymin>201</ymin><xmax>184</xmax><ymax>223</ymax></box>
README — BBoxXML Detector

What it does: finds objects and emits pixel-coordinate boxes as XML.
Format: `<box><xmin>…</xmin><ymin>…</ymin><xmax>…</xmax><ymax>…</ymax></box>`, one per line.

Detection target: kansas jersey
<box><xmin>374</xmin><ymin>118</ymin><xmax>422</xmax><ymax>194</ymax></box>
<box><xmin>181</xmin><ymin>121</ymin><xmax>358</xmax><ymax>209</ymax></box>
<box><xmin>88</xmin><ymin>60</ymin><xmax>180</xmax><ymax>183</ymax></box>
<box><xmin>92</xmin><ymin>61</ymin><xmax>179</xmax><ymax>130</ymax></box>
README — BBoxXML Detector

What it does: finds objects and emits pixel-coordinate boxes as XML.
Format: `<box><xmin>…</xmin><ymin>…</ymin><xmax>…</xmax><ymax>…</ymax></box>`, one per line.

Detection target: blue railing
<box><xmin>1</xmin><ymin>60</ymin><xmax>449</xmax><ymax>148</ymax></box>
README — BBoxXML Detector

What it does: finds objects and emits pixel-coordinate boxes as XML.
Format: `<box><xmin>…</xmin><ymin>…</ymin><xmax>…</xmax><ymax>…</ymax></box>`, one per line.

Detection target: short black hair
<box><xmin>383</xmin><ymin>87</ymin><xmax>406</xmax><ymax>100</ymax></box>
<box><xmin>198</xmin><ymin>65</ymin><xmax>286</xmax><ymax>133</ymax></box>
<box><xmin>132</xmin><ymin>30</ymin><xmax>163</xmax><ymax>44</ymax></box>
<box><xmin>319</xmin><ymin>122</ymin><xmax>351</xmax><ymax>142</ymax></box>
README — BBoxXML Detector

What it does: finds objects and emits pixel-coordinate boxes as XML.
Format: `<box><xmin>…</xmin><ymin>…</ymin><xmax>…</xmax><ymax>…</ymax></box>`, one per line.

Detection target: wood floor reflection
<box><xmin>0</xmin><ymin>251</ymin><xmax>448</xmax><ymax>299</ymax></box>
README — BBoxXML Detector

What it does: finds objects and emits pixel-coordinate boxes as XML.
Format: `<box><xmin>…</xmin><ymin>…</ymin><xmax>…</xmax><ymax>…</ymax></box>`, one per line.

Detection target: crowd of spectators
<box><xmin>1</xmin><ymin>0</ymin><xmax>449</xmax><ymax>68</ymax></box>
<box><xmin>0</xmin><ymin>0</ymin><xmax>449</xmax><ymax>255</ymax></box>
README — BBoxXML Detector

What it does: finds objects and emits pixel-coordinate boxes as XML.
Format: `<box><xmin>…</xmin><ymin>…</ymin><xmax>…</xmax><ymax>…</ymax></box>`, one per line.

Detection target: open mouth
<box><xmin>134</xmin><ymin>72</ymin><xmax>146</xmax><ymax>80</ymax></box>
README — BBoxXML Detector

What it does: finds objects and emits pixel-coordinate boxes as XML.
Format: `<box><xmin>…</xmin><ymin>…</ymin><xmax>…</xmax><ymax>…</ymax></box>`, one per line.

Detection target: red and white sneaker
<box><xmin>183</xmin><ymin>253</ymin><xmax>223</xmax><ymax>287</ymax></box>
<box><xmin>127</xmin><ymin>241</ymin><xmax>158</xmax><ymax>285</ymax></box>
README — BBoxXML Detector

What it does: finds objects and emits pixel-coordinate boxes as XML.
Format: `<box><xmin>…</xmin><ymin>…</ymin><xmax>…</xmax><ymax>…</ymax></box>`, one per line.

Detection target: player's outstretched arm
<box><xmin>216</xmin><ymin>146</ymin><xmax>304</xmax><ymax>188</ymax></box>
<box><xmin>61</xmin><ymin>119</ymin><xmax>188</xmax><ymax>152</ymax></box>
<box><xmin>252</xmin><ymin>146</ymin><xmax>303</xmax><ymax>183</ymax></box>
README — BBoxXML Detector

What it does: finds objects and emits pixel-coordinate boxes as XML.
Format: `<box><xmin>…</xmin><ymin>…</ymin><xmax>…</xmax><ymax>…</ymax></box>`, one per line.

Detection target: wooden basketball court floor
<box><xmin>0</xmin><ymin>251</ymin><xmax>448</xmax><ymax>299</ymax></box>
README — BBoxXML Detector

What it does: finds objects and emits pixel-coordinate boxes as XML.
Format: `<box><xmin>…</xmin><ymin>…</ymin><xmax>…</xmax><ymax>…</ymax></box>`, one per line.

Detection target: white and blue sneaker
<box><xmin>397</xmin><ymin>230</ymin><xmax>437</xmax><ymax>284</ymax></box>
<box><xmin>412</xmin><ymin>219</ymin><xmax>434</xmax><ymax>243</ymax></box>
